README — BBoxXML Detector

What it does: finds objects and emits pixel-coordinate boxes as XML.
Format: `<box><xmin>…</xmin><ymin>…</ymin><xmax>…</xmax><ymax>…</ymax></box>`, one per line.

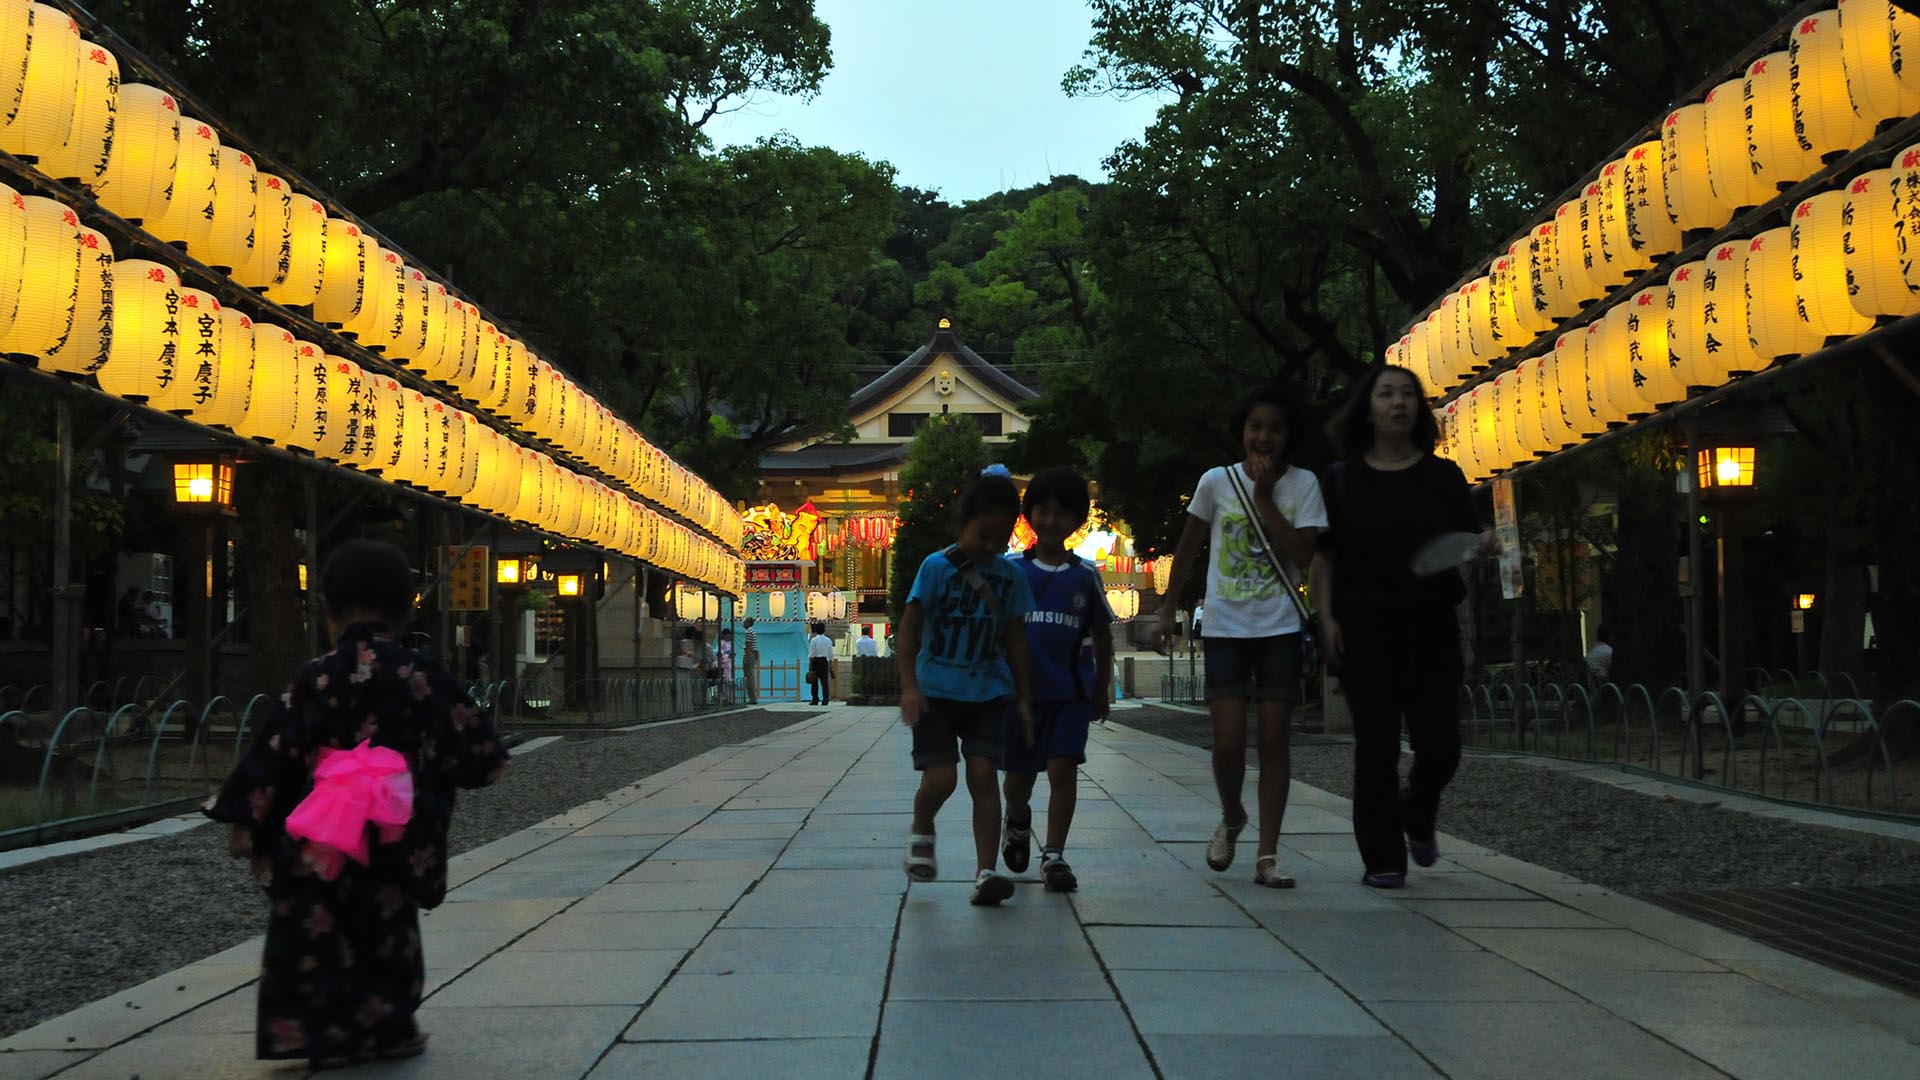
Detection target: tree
<box><xmin>888</xmin><ymin>416</ymin><xmax>990</xmax><ymax>619</ymax></box>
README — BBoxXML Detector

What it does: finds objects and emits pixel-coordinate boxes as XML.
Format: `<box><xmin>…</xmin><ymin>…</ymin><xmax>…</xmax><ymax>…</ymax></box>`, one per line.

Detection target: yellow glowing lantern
<box><xmin>1745</xmin><ymin>53</ymin><xmax>1820</xmax><ymax>193</ymax></box>
<box><xmin>1598</xmin><ymin>158</ymin><xmax>1655</xmax><ymax>281</ymax></box>
<box><xmin>135</xmin><ymin>285</ymin><xmax>222</xmax><ymax>415</ymax></box>
<box><xmin>1404</xmin><ymin>321</ymin><xmax>1435</xmax><ymax>391</ymax></box>
<box><xmin>1461</xmin><ymin>276</ymin><xmax>1499</xmax><ymax>365</ymax></box>
<box><xmin>0</xmin><ymin>196</ymin><xmax>80</xmax><ymax>360</ymax></box>
<box><xmin>1552</xmin><ymin>201</ymin><xmax>1605</xmax><ymax>307</ymax></box>
<box><xmin>235</xmin><ymin>172</ymin><xmax>292</xmax><ymax>290</ymax></box>
<box><xmin>1464</xmin><ymin>385</ymin><xmax>1499</xmax><ymax>475</ymax></box>
<box><xmin>353</xmin><ymin>374</ymin><xmax>394</xmax><ymax>473</ymax></box>
<box><xmin>411</xmin><ymin>277</ymin><xmax>450</xmax><ymax>376</ymax></box>
<box><xmin>1843</xmin><ymin>168</ymin><xmax>1920</xmax><ymax>318</ymax></box>
<box><xmin>340</xmin><ymin>242</ymin><xmax>394</xmax><ymax>343</ymax></box>
<box><xmin>447</xmin><ymin>302</ymin><xmax>484</xmax><ymax>390</ymax></box>
<box><xmin>1790</xmin><ymin>191</ymin><xmax>1873</xmax><ymax>341</ymax></box>
<box><xmin>1485</xmin><ymin>255</ymin><xmax>1530</xmax><ymax>350</ymax></box>
<box><xmin>190</xmin><ymin>306</ymin><xmax>254</xmax><ymax>432</ymax></box>
<box><xmin>1508</xmin><ymin>358</ymin><xmax>1547</xmax><ymax>457</ymax></box>
<box><xmin>171</xmin><ymin>459</ymin><xmax>232</xmax><ymax>507</ymax></box>
<box><xmin>308</xmin><ymin>355</ymin><xmax>364</xmax><ymax>462</ymax></box>
<box><xmin>1839</xmin><ymin>0</ymin><xmax>1920</xmax><ymax>124</ymax></box>
<box><xmin>0</xmin><ymin>5</ymin><xmax>80</xmax><ymax>163</ymax></box>
<box><xmin>234</xmin><ymin>327</ymin><xmax>302</xmax><ymax>446</ymax></box>
<box><xmin>375</xmin><ymin>262</ymin><xmax>424</xmax><ymax>359</ymax></box>
<box><xmin>39</xmin><ymin>225</ymin><xmax>111</xmax><ymax>377</ymax></box>
<box><xmin>1586</xmin><ymin>318</ymin><xmax>1637</xmax><ymax>426</ymax></box>
<box><xmin>398</xmin><ymin>386</ymin><xmax>439</xmax><ymax>486</ymax></box>
<box><xmin>263</xmin><ymin>195</ymin><xmax>326</xmax><ymax>307</ymax></box>
<box><xmin>1661</xmin><ymin>104</ymin><xmax>1735</xmax><ymax>232</ymax></box>
<box><xmin>1697</xmin><ymin>241</ymin><xmax>1767</xmax><ymax>383</ymax></box>
<box><xmin>97</xmin><ymin>260</ymin><xmax>183</xmax><ymax>403</ymax></box>
<box><xmin>147</xmin><ymin>115</ymin><xmax>219</xmax><ymax>251</ymax></box>
<box><xmin>1792</xmin><ymin>10</ymin><xmax>1876</xmax><ymax>162</ymax></box>
<box><xmin>1535</xmin><ymin>350</ymin><xmax>1579</xmax><ymax>449</ymax></box>
<box><xmin>199</xmin><ymin>148</ymin><xmax>258</xmax><ymax>272</ymax></box>
<box><xmin>1490</xmin><ymin>369</ymin><xmax>1527</xmax><ymax>468</ymax></box>
<box><xmin>1665</xmin><ymin>260</ymin><xmax>1712</xmax><ymax>389</ymax></box>
<box><xmin>94</xmin><ymin>84</ymin><xmax>179</xmax><ymax>223</ymax></box>
<box><xmin>1705</xmin><ymin>75</ymin><xmax>1776</xmax><ymax>210</ymax></box>
<box><xmin>478</xmin><ymin>327</ymin><xmax>515</xmax><ymax>414</ymax></box>
<box><xmin>36</xmin><ymin>38</ymin><xmax>116</xmax><ymax>185</ymax></box>
<box><xmin>0</xmin><ymin>2</ymin><xmax>27</xmax><ymax>121</ymax></box>
<box><xmin>312</xmin><ymin>219</ymin><xmax>371</xmax><ymax>328</ymax></box>
<box><xmin>1698</xmin><ymin>445</ymin><xmax>1757</xmax><ymax>490</ymax></box>
<box><xmin>1747</xmin><ymin>227</ymin><xmax>1827</xmax><ymax>361</ymax></box>
<box><xmin>0</xmin><ymin>187</ymin><xmax>23</xmax><ymax>343</ymax></box>
<box><xmin>556</xmin><ymin>573</ymin><xmax>582</xmax><ymax>599</ymax></box>
<box><xmin>1503</xmin><ymin>240</ymin><xmax>1553</xmax><ymax>336</ymax></box>
<box><xmin>1576</xmin><ymin>176</ymin><xmax>1625</xmax><ymax>291</ymax></box>
<box><xmin>1622</xmin><ymin>141</ymin><xmax>1684</xmax><ymax>263</ymax></box>
<box><xmin>1627</xmin><ymin>286</ymin><xmax>1688</xmax><ymax>409</ymax></box>
<box><xmin>496</xmin><ymin>557</ymin><xmax>522</xmax><ymax>586</ymax></box>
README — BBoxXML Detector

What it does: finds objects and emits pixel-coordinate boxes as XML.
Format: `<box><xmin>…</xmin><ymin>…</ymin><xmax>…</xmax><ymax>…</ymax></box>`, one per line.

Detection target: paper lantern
<box><xmin>370</xmin><ymin>259</ymin><xmax>419</xmax><ymax>357</ymax></box>
<box><xmin>1839</xmin><ymin>0</ymin><xmax>1920</xmax><ymax>125</ymax></box>
<box><xmin>1535</xmin><ymin>349</ymin><xmax>1579</xmax><ymax>448</ymax></box>
<box><xmin>1626</xmin><ymin>286</ymin><xmax>1688</xmax><ymax>409</ymax></box>
<box><xmin>1844</xmin><ymin>168</ymin><xmax>1920</xmax><ymax>318</ymax></box>
<box><xmin>0</xmin><ymin>5</ymin><xmax>80</xmax><ymax>162</ymax></box>
<box><xmin>1461</xmin><ymin>276</ymin><xmax>1500</xmax><ymax>365</ymax></box>
<box><xmin>1747</xmin><ymin>227</ymin><xmax>1827</xmax><ymax>361</ymax></box>
<box><xmin>35</xmin><ymin>38</ymin><xmax>116</xmax><ymax>184</ymax></box>
<box><xmin>478</xmin><ymin>327</ymin><xmax>516</xmax><ymax>413</ymax></box>
<box><xmin>1485</xmin><ymin>254</ymin><xmax>1531</xmax><ymax>350</ymax></box>
<box><xmin>308</xmin><ymin>355</ymin><xmax>364</xmax><ymax>462</ymax></box>
<box><xmin>1792</xmin><ymin>10</ymin><xmax>1876</xmax><ymax>162</ymax></box>
<box><xmin>1790</xmin><ymin>191</ymin><xmax>1873</xmax><ymax>341</ymax></box>
<box><xmin>340</xmin><ymin>242</ymin><xmax>395</xmax><ymax>343</ymax></box>
<box><xmin>1705</xmin><ymin>75</ymin><xmax>1778</xmax><ymax>210</ymax></box>
<box><xmin>1680</xmin><ymin>242</ymin><xmax>1768</xmax><ymax>385</ymax></box>
<box><xmin>167</xmin><ymin>288</ymin><xmax>223</xmax><ymax>417</ymax></box>
<box><xmin>0</xmin><ymin>186</ymin><xmax>22</xmax><ymax>341</ymax></box>
<box><xmin>395</xmin><ymin>268</ymin><xmax>432</xmax><ymax>361</ymax></box>
<box><xmin>0</xmin><ymin>196</ymin><xmax>80</xmax><ymax>359</ymax></box>
<box><xmin>1503</xmin><ymin>241</ymin><xmax>1555</xmax><ymax>337</ymax></box>
<box><xmin>1553</xmin><ymin>200</ymin><xmax>1606</xmax><ymax>307</ymax></box>
<box><xmin>189</xmin><ymin>306</ymin><xmax>254</xmax><ymax>431</ymax></box>
<box><xmin>1666</xmin><ymin>260</ymin><xmax>1712</xmax><ymax>389</ymax></box>
<box><xmin>234</xmin><ymin>326</ymin><xmax>302</xmax><ymax>446</ymax></box>
<box><xmin>1586</xmin><ymin>318</ymin><xmax>1638</xmax><ymax>426</ymax></box>
<box><xmin>412</xmin><ymin>278</ymin><xmax>450</xmax><ymax>377</ymax></box>
<box><xmin>1746</xmin><ymin>53</ymin><xmax>1820</xmax><ymax>192</ymax></box>
<box><xmin>1575</xmin><ymin>177</ymin><xmax>1625</xmax><ymax>291</ymax></box>
<box><xmin>1661</xmin><ymin>104</ymin><xmax>1735</xmax><ymax>232</ymax></box>
<box><xmin>263</xmin><ymin>195</ymin><xmax>326</xmax><ymax>306</ymax></box>
<box><xmin>0</xmin><ymin>2</ymin><xmax>27</xmax><ymax>124</ymax></box>
<box><xmin>200</xmin><ymin>148</ymin><xmax>258</xmax><ymax>272</ymax></box>
<box><xmin>94</xmin><ymin>84</ymin><xmax>179</xmax><ymax>223</ymax></box>
<box><xmin>351</xmin><ymin>371</ymin><xmax>390</xmax><ymax>472</ymax></box>
<box><xmin>97</xmin><ymin>260</ymin><xmax>181</xmax><ymax>403</ymax></box>
<box><xmin>312</xmin><ymin>219</ymin><xmax>371</xmax><ymax>327</ymax></box>
<box><xmin>146</xmin><ymin>115</ymin><xmax>219</xmax><ymax>251</ymax></box>
<box><xmin>1620</xmin><ymin>140</ymin><xmax>1684</xmax><ymax>264</ymax></box>
<box><xmin>39</xmin><ymin>226</ymin><xmax>110</xmax><ymax>376</ymax></box>
<box><xmin>1508</xmin><ymin>358</ymin><xmax>1547</xmax><ymax>457</ymax></box>
<box><xmin>235</xmin><ymin>173</ymin><xmax>293</xmax><ymax>290</ymax></box>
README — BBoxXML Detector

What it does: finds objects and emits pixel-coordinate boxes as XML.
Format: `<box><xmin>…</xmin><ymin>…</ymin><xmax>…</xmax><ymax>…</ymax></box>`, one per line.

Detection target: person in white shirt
<box><xmin>807</xmin><ymin>621</ymin><xmax>835</xmax><ymax>705</ymax></box>
<box><xmin>855</xmin><ymin>627</ymin><xmax>880</xmax><ymax>658</ymax></box>
<box><xmin>1585</xmin><ymin>625</ymin><xmax>1614</xmax><ymax>682</ymax></box>
<box><xmin>1153</xmin><ymin>384</ymin><xmax>1327</xmax><ymax>890</ymax></box>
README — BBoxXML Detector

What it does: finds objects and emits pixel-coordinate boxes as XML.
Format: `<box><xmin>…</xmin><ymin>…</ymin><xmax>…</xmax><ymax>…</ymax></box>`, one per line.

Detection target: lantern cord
<box><xmin>1473</xmin><ymin>307</ymin><xmax>1920</xmax><ymax>489</ymax></box>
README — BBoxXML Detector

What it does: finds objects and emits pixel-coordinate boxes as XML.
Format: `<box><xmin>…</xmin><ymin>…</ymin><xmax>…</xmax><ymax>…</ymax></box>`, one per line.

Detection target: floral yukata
<box><xmin>205</xmin><ymin>624</ymin><xmax>508</xmax><ymax>1062</ymax></box>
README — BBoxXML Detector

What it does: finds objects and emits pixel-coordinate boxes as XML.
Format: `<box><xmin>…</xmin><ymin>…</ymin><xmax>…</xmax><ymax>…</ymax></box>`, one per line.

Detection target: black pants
<box><xmin>809</xmin><ymin>657</ymin><xmax>831</xmax><ymax>704</ymax></box>
<box><xmin>1341</xmin><ymin>605</ymin><xmax>1463</xmax><ymax>875</ymax></box>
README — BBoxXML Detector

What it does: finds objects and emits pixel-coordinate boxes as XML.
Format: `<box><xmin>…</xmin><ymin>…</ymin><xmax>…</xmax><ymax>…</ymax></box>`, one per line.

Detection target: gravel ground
<box><xmin>1114</xmin><ymin>705</ymin><xmax>1920</xmax><ymax>893</ymax></box>
<box><xmin>0</xmin><ymin>708</ymin><xmax>814</xmax><ymax>1038</ymax></box>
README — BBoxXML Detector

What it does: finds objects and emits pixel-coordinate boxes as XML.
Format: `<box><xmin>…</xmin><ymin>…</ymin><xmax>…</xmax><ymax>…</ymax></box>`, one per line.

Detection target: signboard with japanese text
<box><xmin>745</xmin><ymin>562</ymin><xmax>805</xmax><ymax>590</ymax></box>
<box><xmin>442</xmin><ymin>545</ymin><xmax>490</xmax><ymax>611</ymax></box>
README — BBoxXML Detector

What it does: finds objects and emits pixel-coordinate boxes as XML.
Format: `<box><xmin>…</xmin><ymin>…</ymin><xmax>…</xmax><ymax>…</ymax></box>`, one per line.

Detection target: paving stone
<box><xmin>1110</xmin><ymin>970</ymin><xmax>1384</xmax><ymax>1036</ymax></box>
<box><xmin>680</xmin><ymin>927</ymin><xmax>894</xmax><ymax>977</ymax></box>
<box><xmin>1550</xmin><ymin>970</ymin><xmax>1854</xmax><ymax>1027</ymax></box>
<box><xmin>52</xmin><ymin>1033</ymin><xmax>265</xmax><ymax>1080</ymax></box>
<box><xmin>0</xmin><ymin>964</ymin><xmax>259</xmax><ymax>1052</ymax></box>
<box><xmin>1368</xmin><ymin>1001</ymin><xmax>1733</xmax><ymax>1080</ymax></box>
<box><xmin>646</xmin><ymin>835</ymin><xmax>792</xmax><ymax>862</ymax></box>
<box><xmin>1311</xmin><ymin>949</ymin><xmax>1579</xmax><ymax>1003</ymax></box>
<box><xmin>325</xmin><ymin>1005</ymin><xmax>634</xmax><ymax>1079</ymax></box>
<box><xmin>614</xmin><ymin>856</ymin><xmax>775</xmax><ymax>883</ymax></box>
<box><xmin>588</xmin><ymin>1038</ymin><xmax>871</xmax><ymax>1079</ymax></box>
<box><xmin>428</xmin><ymin>949</ymin><xmax>682</xmax><ymax>1007</ymax></box>
<box><xmin>416</xmin><ymin>897</ymin><xmax>570</xmax><ymax>933</ymax></box>
<box><xmin>1457</xmin><ymin>927</ymin><xmax>1726</xmax><ymax>975</ymax></box>
<box><xmin>1394</xmin><ymin>899</ymin><xmax>1611</xmax><ymax>929</ymax></box>
<box><xmin>514</xmin><ymin>910</ymin><xmax>722</xmax><ymax>951</ymax></box>
<box><xmin>571</xmin><ymin>879</ymin><xmax>752</xmax><ymax>913</ymax></box>
<box><xmin>444</xmin><ymin>866</ymin><xmax>624</xmax><ymax>900</ymax></box>
<box><xmin>0</xmin><ymin>1050</ymin><xmax>91</xmax><ymax>1080</ymax></box>
<box><xmin>1086</xmin><ymin>926</ymin><xmax>1309</xmax><ymax>972</ymax></box>
<box><xmin>1147</xmin><ymin>1034</ymin><xmax>1441</xmax><ymax>1080</ymax></box>
<box><xmin>887</xmin><ymin>943</ymin><xmax>1112</xmax><ymax>1000</ymax></box>
<box><xmin>1070</xmin><ymin>893</ymin><xmax>1254</xmax><ymax>927</ymax></box>
<box><xmin>873</xmin><ymin>1000</ymin><xmax>1153</xmax><ymax>1080</ymax></box>
<box><xmin>625</xmin><ymin>972</ymin><xmax>883</xmax><ymax>1041</ymax></box>
<box><xmin>1646</xmin><ymin>1020</ymin><xmax>1920</xmax><ymax>1080</ymax></box>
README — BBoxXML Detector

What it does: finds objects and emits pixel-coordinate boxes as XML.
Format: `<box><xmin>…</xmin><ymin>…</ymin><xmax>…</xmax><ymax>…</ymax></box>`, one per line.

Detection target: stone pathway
<box><xmin>3</xmin><ymin>705</ymin><xmax>1918</xmax><ymax>1079</ymax></box>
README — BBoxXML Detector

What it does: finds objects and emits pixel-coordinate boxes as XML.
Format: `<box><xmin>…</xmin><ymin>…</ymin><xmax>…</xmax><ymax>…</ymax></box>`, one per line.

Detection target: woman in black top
<box><xmin>1309</xmin><ymin>366</ymin><xmax>1491</xmax><ymax>888</ymax></box>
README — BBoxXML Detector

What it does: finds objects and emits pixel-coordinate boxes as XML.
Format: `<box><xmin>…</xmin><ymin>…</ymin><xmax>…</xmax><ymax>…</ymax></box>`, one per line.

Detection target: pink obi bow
<box><xmin>285</xmin><ymin>741</ymin><xmax>414</xmax><ymax>880</ymax></box>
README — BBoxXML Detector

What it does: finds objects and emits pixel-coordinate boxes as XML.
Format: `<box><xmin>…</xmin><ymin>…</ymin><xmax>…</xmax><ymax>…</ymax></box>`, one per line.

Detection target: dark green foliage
<box><xmin>888</xmin><ymin>416</ymin><xmax>990</xmax><ymax>619</ymax></box>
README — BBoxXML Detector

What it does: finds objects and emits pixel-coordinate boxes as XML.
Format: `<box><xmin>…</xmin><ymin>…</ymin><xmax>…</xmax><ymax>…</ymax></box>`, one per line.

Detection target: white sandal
<box><xmin>1254</xmin><ymin>855</ymin><xmax>1296</xmax><ymax>889</ymax></box>
<box><xmin>904</xmin><ymin>833</ymin><xmax>937</xmax><ymax>882</ymax></box>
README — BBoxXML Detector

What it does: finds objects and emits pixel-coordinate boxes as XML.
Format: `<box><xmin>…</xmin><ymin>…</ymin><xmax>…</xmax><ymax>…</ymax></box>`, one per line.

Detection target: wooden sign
<box><xmin>443</xmin><ymin>545</ymin><xmax>490</xmax><ymax>611</ymax></box>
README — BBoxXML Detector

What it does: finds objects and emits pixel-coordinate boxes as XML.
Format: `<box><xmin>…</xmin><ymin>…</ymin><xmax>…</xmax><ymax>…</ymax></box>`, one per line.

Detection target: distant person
<box><xmin>675</xmin><ymin>627</ymin><xmax>700</xmax><ymax>710</ymax></box>
<box><xmin>116</xmin><ymin>586</ymin><xmax>142</xmax><ymax>636</ymax></box>
<box><xmin>741</xmin><ymin>617</ymin><xmax>760</xmax><ymax>704</ymax></box>
<box><xmin>896</xmin><ymin>467</ymin><xmax>1036</xmax><ymax>906</ymax></box>
<box><xmin>808</xmin><ymin>621</ymin><xmax>834</xmax><ymax>705</ymax></box>
<box><xmin>1154</xmin><ymin>383</ymin><xmax>1325</xmax><ymax>889</ymax></box>
<box><xmin>138</xmin><ymin>590</ymin><xmax>166</xmax><ymax>637</ymax></box>
<box><xmin>204</xmin><ymin>540</ymin><xmax>507</xmax><ymax>1069</ymax></box>
<box><xmin>718</xmin><ymin>628</ymin><xmax>737</xmax><ymax>704</ymax></box>
<box><xmin>1309</xmin><ymin>364</ymin><xmax>1492</xmax><ymax>890</ymax></box>
<box><xmin>855</xmin><ymin>627</ymin><xmax>880</xmax><ymax>658</ymax></box>
<box><xmin>1000</xmin><ymin>466</ymin><xmax>1113</xmax><ymax>893</ymax></box>
<box><xmin>1585</xmin><ymin>625</ymin><xmax>1614</xmax><ymax>682</ymax></box>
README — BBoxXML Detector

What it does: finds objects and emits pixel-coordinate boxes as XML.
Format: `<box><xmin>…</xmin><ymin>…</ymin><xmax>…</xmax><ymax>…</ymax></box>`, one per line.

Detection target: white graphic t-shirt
<box><xmin>1185</xmin><ymin>463</ymin><xmax>1328</xmax><ymax>638</ymax></box>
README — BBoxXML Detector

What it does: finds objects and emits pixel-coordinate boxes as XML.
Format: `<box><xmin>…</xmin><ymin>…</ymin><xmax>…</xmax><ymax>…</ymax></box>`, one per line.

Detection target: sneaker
<box><xmin>1361</xmin><ymin>871</ymin><xmax>1406</xmax><ymax>889</ymax></box>
<box><xmin>1407</xmin><ymin>838</ymin><xmax>1440</xmax><ymax>868</ymax></box>
<box><xmin>1205</xmin><ymin>815</ymin><xmax>1247</xmax><ymax>871</ymax></box>
<box><xmin>1002</xmin><ymin>812</ymin><xmax>1033</xmax><ymax>874</ymax></box>
<box><xmin>970</xmin><ymin>869</ymin><xmax>1015</xmax><ymax>906</ymax></box>
<box><xmin>1040</xmin><ymin>851</ymin><xmax>1077</xmax><ymax>893</ymax></box>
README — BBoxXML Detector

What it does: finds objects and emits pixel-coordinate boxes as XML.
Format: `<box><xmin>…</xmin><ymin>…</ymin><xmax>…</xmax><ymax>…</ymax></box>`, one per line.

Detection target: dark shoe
<box><xmin>971</xmin><ymin>870</ymin><xmax>1015</xmax><ymax>906</ymax></box>
<box><xmin>1361</xmin><ymin>871</ymin><xmax>1406</xmax><ymax>889</ymax></box>
<box><xmin>1040</xmin><ymin>851</ymin><xmax>1077</xmax><ymax>892</ymax></box>
<box><xmin>1003</xmin><ymin>812</ymin><xmax>1032</xmax><ymax>874</ymax></box>
<box><xmin>1407</xmin><ymin>838</ymin><xmax>1440</xmax><ymax>868</ymax></box>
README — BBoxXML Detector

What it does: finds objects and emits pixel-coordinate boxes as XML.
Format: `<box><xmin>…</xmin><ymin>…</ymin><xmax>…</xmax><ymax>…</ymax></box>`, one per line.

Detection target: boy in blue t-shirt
<box><xmin>897</xmin><ymin>469</ymin><xmax>1036</xmax><ymax>906</ymax></box>
<box><xmin>999</xmin><ymin>467</ymin><xmax>1113</xmax><ymax>892</ymax></box>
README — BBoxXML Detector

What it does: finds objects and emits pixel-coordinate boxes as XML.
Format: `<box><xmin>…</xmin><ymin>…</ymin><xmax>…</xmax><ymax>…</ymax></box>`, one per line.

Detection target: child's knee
<box><xmin>964</xmin><ymin>757</ymin><xmax>999</xmax><ymax>787</ymax></box>
<box><xmin>920</xmin><ymin>763</ymin><xmax>959</xmax><ymax>795</ymax></box>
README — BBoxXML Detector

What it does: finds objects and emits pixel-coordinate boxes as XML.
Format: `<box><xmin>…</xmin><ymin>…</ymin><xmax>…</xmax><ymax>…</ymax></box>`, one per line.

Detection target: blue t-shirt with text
<box><xmin>907</xmin><ymin>548</ymin><xmax>1035</xmax><ymax>702</ymax></box>
<box><xmin>1008</xmin><ymin>550</ymin><xmax>1112</xmax><ymax>703</ymax></box>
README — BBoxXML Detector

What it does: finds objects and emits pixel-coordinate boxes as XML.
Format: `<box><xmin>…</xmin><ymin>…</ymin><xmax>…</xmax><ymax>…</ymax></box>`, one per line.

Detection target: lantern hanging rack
<box><xmin>39</xmin><ymin>0</ymin><xmax>740</xmax><ymax>550</ymax></box>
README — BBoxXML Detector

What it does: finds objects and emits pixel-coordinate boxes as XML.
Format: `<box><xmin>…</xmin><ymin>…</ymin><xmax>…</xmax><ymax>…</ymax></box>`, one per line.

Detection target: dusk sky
<box><xmin>706</xmin><ymin>0</ymin><xmax>1167</xmax><ymax>201</ymax></box>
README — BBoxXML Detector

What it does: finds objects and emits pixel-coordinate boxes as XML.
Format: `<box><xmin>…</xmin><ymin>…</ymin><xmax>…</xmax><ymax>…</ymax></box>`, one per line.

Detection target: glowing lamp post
<box><xmin>556</xmin><ymin>573</ymin><xmax>582</xmax><ymax>598</ymax></box>
<box><xmin>495</xmin><ymin>557</ymin><xmax>523</xmax><ymax>586</ymax></box>
<box><xmin>171</xmin><ymin>457</ymin><xmax>235</xmax><ymax>513</ymax></box>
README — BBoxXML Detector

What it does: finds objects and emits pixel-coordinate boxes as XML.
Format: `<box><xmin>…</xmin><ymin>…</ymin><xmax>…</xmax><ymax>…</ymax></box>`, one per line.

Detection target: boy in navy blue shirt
<box><xmin>897</xmin><ymin>469</ymin><xmax>1037</xmax><ymax>906</ymax></box>
<box><xmin>999</xmin><ymin>467</ymin><xmax>1113</xmax><ymax>892</ymax></box>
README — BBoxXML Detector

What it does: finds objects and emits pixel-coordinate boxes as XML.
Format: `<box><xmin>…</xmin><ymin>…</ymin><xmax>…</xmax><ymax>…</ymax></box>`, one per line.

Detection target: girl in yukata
<box><xmin>206</xmin><ymin>539</ymin><xmax>509</xmax><ymax>1069</ymax></box>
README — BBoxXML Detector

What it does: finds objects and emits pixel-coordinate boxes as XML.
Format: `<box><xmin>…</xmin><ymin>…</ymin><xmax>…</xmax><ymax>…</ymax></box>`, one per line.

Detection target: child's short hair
<box><xmin>1230</xmin><ymin>382</ymin><xmax>1303</xmax><ymax>460</ymax></box>
<box><xmin>320</xmin><ymin>540</ymin><xmax>415</xmax><ymax>629</ymax></box>
<box><xmin>956</xmin><ymin>472</ymin><xmax>1021</xmax><ymax>526</ymax></box>
<box><xmin>1021</xmin><ymin>466</ymin><xmax>1091</xmax><ymax>524</ymax></box>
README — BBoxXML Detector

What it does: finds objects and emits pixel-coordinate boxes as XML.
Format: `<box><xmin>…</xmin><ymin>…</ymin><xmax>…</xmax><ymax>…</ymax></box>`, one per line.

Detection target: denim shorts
<box><xmin>910</xmin><ymin>697</ymin><xmax>1004</xmax><ymax>769</ymax></box>
<box><xmin>1203</xmin><ymin>634</ymin><xmax>1302</xmax><ymax>704</ymax></box>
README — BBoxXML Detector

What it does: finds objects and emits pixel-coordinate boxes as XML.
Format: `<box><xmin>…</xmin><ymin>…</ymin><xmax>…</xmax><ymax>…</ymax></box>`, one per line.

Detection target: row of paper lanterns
<box><xmin>1391</xmin><ymin>0</ymin><xmax>1920</xmax><ymax>478</ymax></box>
<box><xmin>0</xmin><ymin>1</ymin><xmax>742</xmax><ymax>586</ymax></box>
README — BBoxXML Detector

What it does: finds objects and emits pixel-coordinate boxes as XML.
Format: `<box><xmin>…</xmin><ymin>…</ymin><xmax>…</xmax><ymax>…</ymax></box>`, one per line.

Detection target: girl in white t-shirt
<box><xmin>1153</xmin><ymin>384</ymin><xmax>1327</xmax><ymax>889</ymax></box>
